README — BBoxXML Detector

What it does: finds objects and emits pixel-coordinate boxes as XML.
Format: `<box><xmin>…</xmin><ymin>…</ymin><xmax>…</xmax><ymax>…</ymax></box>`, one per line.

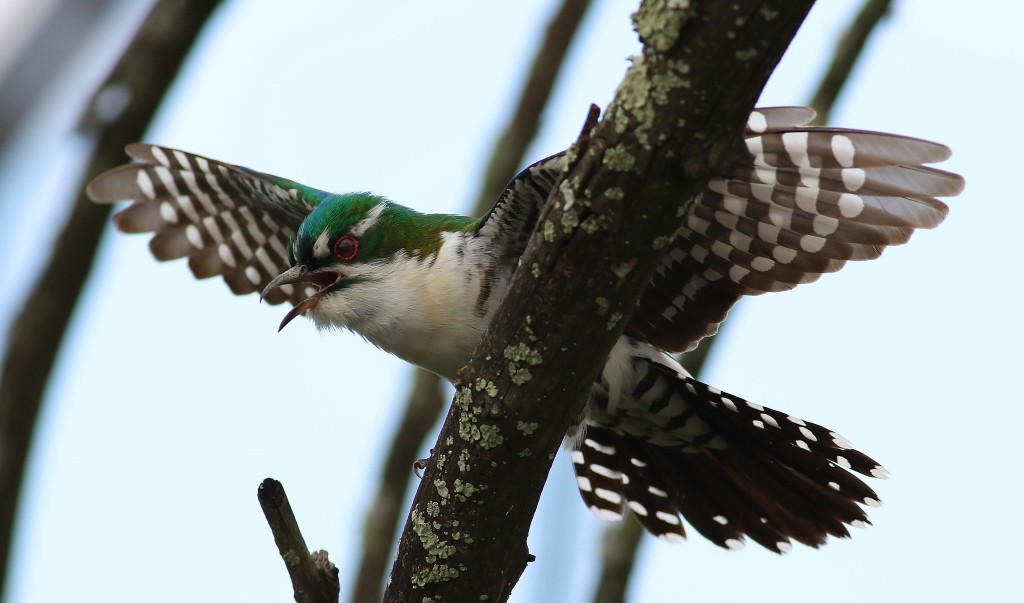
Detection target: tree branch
<box><xmin>350</xmin><ymin>2</ymin><xmax>594</xmax><ymax>601</ymax></box>
<box><xmin>383</xmin><ymin>1</ymin><xmax>816</xmax><ymax>601</ymax></box>
<box><xmin>258</xmin><ymin>479</ymin><xmax>340</xmax><ymax>603</ymax></box>
<box><xmin>0</xmin><ymin>1</ymin><xmax>224</xmax><ymax>598</ymax></box>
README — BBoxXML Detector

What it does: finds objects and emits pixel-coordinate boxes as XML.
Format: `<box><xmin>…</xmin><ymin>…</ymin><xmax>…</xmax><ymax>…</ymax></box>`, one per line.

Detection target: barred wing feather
<box><xmin>626</xmin><ymin>107</ymin><xmax>965</xmax><ymax>353</ymax></box>
<box><xmin>87</xmin><ymin>144</ymin><xmax>329</xmax><ymax>306</ymax></box>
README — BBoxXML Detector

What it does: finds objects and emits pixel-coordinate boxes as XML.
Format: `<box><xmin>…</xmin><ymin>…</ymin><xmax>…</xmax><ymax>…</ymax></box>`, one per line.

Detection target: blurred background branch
<box><xmin>0</xmin><ymin>1</ymin><xmax>224</xmax><ymax>600</ymax></box>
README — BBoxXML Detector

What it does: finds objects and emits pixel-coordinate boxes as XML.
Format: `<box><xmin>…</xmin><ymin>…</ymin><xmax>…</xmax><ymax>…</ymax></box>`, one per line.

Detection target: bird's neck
<box><xmin>309</xmin><ymin>229</ymin><xmax>509</xmax><ymax>380</ymax></box>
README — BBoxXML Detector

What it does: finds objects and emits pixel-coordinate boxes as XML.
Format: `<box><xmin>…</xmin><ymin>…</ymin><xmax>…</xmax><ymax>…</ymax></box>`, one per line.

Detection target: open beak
<box><xmin>262</xmin><ymin>265</ymin><xmax>344</xmax><ymax>331</ymax></box>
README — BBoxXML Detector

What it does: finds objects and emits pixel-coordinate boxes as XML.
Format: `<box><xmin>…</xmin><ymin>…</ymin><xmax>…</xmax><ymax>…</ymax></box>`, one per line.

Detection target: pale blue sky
<box><xmin>2</xmin><ymin>1</ymin><xmax>1020</xmax><ymax>602</ymax></box>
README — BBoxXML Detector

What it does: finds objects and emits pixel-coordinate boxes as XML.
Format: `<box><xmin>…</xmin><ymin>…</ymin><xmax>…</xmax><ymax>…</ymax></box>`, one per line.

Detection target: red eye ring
<box><xmin>332</xmin><ymin>235</ymin><xmax>359</xmax><ymax>261</ymax></box>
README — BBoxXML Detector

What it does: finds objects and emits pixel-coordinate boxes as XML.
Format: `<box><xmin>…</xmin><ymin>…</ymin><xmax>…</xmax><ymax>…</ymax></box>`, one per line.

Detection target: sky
<box><xmin>1</xmin><ymin>1</ymin><xmax>1021</xmax><ymax>602</ymax></box>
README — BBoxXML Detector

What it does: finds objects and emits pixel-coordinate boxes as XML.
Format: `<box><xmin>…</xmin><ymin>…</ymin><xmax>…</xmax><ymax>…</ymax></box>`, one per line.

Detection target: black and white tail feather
<box><xmin>572</xmin><ymin>338</ymin><xmax>886</xmax><ymax>553</ymax></box>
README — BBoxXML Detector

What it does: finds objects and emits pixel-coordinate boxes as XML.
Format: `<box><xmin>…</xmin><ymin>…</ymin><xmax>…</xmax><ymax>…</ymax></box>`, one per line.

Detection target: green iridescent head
<box><xmin>289</xmin><ymin>193</ymin><xmax>476</xmax><ymax>268</ymax></box>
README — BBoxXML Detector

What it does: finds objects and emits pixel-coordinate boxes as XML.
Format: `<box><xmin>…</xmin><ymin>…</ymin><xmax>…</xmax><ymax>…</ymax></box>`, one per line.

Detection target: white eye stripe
<box><xmin>349</xmin><ymin>203</ymin><xmax>386</xmax><ymax>236</ymax></box>
<box><xmin>312</xmin><ymin>230</ymin><xmax>332</xmax><ymax>259</ymax></box>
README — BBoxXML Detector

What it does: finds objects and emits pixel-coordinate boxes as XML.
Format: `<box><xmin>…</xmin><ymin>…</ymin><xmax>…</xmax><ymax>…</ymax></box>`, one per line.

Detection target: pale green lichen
<box><xmin>426</xmin><ymin>501</ymin><xmax>440</xmax><ymax>517</ymax></box>
<box><xmin>509</xmin><ymin>366</ymin><xmax>532</xmax><ymax>386</ymax></box>
<box><xmin>523</xmin><ymin>318</ymin><xmax>538</xmax><ymax>343</ymax></box>
<box><xmin>282</xmin><ymin>550</ymin><xmax>301</xmax><ymax>567</ymax></box>
<box><xmin>454</xmin><ymin>386</ymin><xmax>473</xmax><ymax>411</ymax></box>
<box><xmin>561</xmin><ymin>208</ymin><xmax>579</xmax><ymax>233</ymax></box>
<box><xmin>652</xmin><ymin>235</ymin><xmax>671</xmax><ymax>250</ymax></box>
<box><xmin>563</xmin><ymin>147</ymin><xmax>578</xmax><ymax>168</ymax></box>
<box><xmin>473</xmin><ymin>378</ymin><xmax>498</xmax><ymax>397</ymax></box>
<box><xmin>434</xmin><ymin>479</ymin><xmax>449</xmax><ymax>499</ymax></box>
<box><xmin>504</xmin><ymin>342</ymin><xmax>539</xmax><ymax>384</ymax></box>
<box><xmin>459</xmin><ymin>419</ymin><xmax>480</xmax><ymax>443</ymax></box>
<box><xmin>531</xmin><ymin>262</ymin><xmax>541</xmax><ymax>278</ymax></box>
<box><xmin>504</xmin><ymin>343</ymin><xmax>542</xmax><ymax>366</ymax></box>
<box><xmin>650</xmin><ymin>69</ymin><xmax>688</xmax><ymax>105</ymax></box>
<box><xmin>580</xmin><ymin>216</ymin><xmax>602</xmax><ymax>234</ymax></box>
<box><xmin>760</xmin><ymin>6</ymin><xmax>779</xmax><ymax>21</ymax></box>
<box><xmin>603</xmin><ymin>145</ymin><xmax>635</xmax><ymax>172</ymax></box>
<box><xmin>518</xmin><ymin>448</ymin><xmax>533</xmax><ymax>458</ymax></box>
<box><xmin>517</xmin><ymin>421</ymin><xmax>539</xmax><ymax>436</ymax></box>
<box><xmin>543</xmin><ymin>220</ymin><xmax>556</xmax><ymax>242</ymax></box>
<box><xmin>457</xmin><ymin>449</ymin><xmax>472</xmax><ymax>473</ymax></box>
<box><xmin>607</xmin><ymin>312</ymin><xmax>623</xmax><ymax>331</ymax></box>
<box><xmin>632</xmin><ymin>0</ymin><xmax>693</xmax><ymax>53</ymax></box>
<box><xmin>411</xmin><ymin>564</ymin><xmax>459</xmax><ymax>587</ymax></box>
<box><xmin>478</xmin><ymin>424</ymin><xmax>504</xmax><ymax>449</ymax></box>
<box><xmin>411</xmin><ymin>509</ymin><xmax>456</xmax><ymax>562</ymax></box>
<box><xmin>453</xmin><ymin>479</ymin><xmax>479</xmax><ymax>501</ymax></box>
<box><xmin>605</xmin><ymin>187</ymin><xmax>625</xmax><ymax>201</ymax></box>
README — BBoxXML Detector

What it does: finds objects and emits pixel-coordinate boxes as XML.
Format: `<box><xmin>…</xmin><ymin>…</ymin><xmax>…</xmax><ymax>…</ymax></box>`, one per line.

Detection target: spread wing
<box><xmin>87</xmin><ymin>144</ymin><xmax>331</xmax><ymax>305</ymax></box>
<box><xmin>474</xmin><ymin>107</ymin><xmax>964</xmax><ymax>354</ymax></box>
<box><xmin>626</xmin><ymin>107</ymin><xmax>965</xmax><ymax>352</ymax></box>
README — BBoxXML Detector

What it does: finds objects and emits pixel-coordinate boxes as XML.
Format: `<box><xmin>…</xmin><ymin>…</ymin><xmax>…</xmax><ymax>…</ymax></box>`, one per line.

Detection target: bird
<box><xmin>87</xmin><ymin>106</ymin><xmax>963</xmax><ymax>553</ymax></box>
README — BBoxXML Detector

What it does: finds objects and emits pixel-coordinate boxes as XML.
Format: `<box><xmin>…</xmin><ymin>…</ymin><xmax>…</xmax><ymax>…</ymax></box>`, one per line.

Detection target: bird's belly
<box><xmin>383</xmin><ymin>329</ymin><xmax>479</xmax><ymax>381</ymax></box>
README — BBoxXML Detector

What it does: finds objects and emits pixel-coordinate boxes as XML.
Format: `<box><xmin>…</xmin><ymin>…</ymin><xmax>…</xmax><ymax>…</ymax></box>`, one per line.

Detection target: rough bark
<box><xmin>0</xmin><ymin>1</ymin><xmax>224</xmax><ymax>599</ymax></box>
<box><xmin>383</xmin><ymin>2</ymin><xmax>816</xmax><ymax>601</ymax></box>
<box><xmin>349</xmin><ymin>2</ymin><xmax>594</xmax><ymax>602</ymax></box>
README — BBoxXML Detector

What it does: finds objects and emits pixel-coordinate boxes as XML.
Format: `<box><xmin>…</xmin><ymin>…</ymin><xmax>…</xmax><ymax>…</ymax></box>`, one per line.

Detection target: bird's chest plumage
<box><xmin>309</xmin><ymin>232</ymin><xmax>509</xmax><ymax>380</ymax></box>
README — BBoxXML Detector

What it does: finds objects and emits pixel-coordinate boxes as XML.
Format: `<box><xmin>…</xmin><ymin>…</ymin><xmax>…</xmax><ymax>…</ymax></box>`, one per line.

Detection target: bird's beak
<box><xmin>261</xmin><ymin>265</ymin><xmax>310</xmax><ymax>301</ymax></box>
<box><xmin>262</xmin><ymin>265</ymin><xmax>343</xmax><ymax>332</ymax></box>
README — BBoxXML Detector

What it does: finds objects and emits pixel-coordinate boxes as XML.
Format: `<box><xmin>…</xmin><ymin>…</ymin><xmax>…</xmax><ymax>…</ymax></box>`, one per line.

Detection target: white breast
<box><xmin>308</xmin><ymin>231</ymin><xmax>506</xmax><ymax>380</ymax></box>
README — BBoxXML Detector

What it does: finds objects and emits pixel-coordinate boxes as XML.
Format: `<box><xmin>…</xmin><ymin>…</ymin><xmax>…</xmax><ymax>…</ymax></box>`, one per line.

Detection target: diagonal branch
<box><xmin>383</xmin><ymin>1</ymin><xmax>816</xmax><ymax>601</ymax></box>
<box><xmin>349</xmin><ymin>2</ymin><xmax>594</xmax><ymax>602</ymax></box>
<box><xmin>0</xmin><ymin>1</ymin><xmax>224</xmax><ymax>598</ymax></box>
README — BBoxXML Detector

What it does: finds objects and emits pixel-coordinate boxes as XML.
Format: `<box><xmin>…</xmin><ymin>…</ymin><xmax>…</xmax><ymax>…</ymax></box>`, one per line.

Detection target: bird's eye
<box><xmin>332</xmin><ymin>235</ymin><xmax>359</xmax><ymax>261</ymax></box>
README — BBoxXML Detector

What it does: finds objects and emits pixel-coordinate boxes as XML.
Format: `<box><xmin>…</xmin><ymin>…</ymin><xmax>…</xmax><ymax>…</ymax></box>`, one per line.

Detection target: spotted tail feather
<box><xmin>572</xmin><ymin>357</ymin><xmax>886</xmax><ymax>553</ymax></box>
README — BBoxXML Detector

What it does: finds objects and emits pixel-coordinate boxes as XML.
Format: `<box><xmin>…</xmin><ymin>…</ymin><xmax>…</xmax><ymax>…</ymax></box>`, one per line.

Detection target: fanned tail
<box><xmin>572</xmin><ymin>353</ymin><xmax>886</xmax><ymax>553</ymax></box>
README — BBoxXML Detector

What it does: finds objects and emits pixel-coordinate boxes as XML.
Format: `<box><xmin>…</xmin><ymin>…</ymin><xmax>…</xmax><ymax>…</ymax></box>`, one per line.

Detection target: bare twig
<box><xmin>349</xmin><ymin>3</ymin><xmax>594</xmax><ymax>602</ymax></box>
<box><xmin>587</xmin><ymin>2</ymin><xmax>898</xmax><ymax>601</ymax></box>
<box><xmin>383</xmin><ymin>1</ymin><xmax>817</xmax><ymax>601</ymax></box>
<box><xmin>258</xmin><ymin>479</ymin><xmax>340</xmax><ymax>603</ymax></box>
<box><xmin>0</xmin><ymin>1</ymin><xmax>224</xmax><ymax>599</ymax></box>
